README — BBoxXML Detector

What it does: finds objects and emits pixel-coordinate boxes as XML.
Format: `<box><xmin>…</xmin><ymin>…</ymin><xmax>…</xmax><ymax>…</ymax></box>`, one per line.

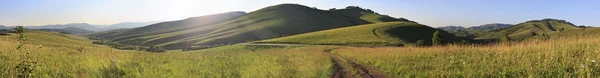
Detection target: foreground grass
<box><xmin>331</xmin><ymin>32</ymin><xmax>600</xmax><ymax>77</ymax></box>
<box><xmin>1</xmin><ymin>31</ymin><xmax>331</xmax><ymax>77</ymax></box>
<box><xmin>4</xmin><ymin>28</ymin><xmax>600</xmax><ymax>77</ymax></box>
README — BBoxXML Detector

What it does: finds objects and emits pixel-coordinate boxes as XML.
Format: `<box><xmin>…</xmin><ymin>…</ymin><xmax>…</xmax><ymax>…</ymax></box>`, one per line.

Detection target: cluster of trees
<box><xmin>92</xmin><ymin>40</ymin><xmax>166</xmax><ymax>52</ymax></box>
<box><xmin>415</xmin><ymin>31</ymin><xmax>470</xmax><ymax>47</ymax></box>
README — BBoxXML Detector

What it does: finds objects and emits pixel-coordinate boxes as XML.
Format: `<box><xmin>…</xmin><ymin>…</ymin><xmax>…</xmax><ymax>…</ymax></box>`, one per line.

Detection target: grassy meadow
<box><xmin>1</xmin><ymin>30</ymin><xmax>332</xmax><ymax>77</ymax></box>
<box><xmin>3</xmin><ymin>28</ymin><xmax>600</xmax><ymax>77</ymax></box>
<box><xmin>330</xmin><ymin>28</ymin><xmax>600</xmax><ymax>77</ymax></box>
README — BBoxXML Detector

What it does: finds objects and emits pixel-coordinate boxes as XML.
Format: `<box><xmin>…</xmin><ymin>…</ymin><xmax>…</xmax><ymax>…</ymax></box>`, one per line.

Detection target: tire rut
<box><xmin>323</xmin><ymin>48</ymin><xmax>386</xmax><ymax>78</ymax></box>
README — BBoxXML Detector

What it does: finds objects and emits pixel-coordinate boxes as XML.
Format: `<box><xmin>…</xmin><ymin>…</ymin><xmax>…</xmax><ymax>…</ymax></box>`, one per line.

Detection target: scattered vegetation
<box><xmin>260</xmin><ymin>22</ymin><xmax>463</xmax><ymax>46</ymax></box>
<box><xmin>145</xmin><ymin>45</ymin><xmax>166</xmax><ymax>52</ymax></box>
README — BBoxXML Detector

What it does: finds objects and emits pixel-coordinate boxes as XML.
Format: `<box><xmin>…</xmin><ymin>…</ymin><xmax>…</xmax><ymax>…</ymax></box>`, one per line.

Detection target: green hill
<box><xmin>36</xmin><ymin>27</ymin><xmax>95</xmax><ymax>35</ymax></box>
<box><xmin>475</xmin><ymin>19</ymin><xmax>580</xmax><ymax>41</ymax></box>
<box><xmin>258</xmin><ymin>22</ymin><xmax>463</xmax><ymax>46</ymax></box>
<box><xmin>90</xmin><ymin>4</ymin><xmax>414</xmax><ymax>49</ymax></box>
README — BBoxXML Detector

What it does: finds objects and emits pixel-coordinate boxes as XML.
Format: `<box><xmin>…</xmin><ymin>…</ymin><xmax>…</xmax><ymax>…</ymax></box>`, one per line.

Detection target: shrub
<box><xmin>146</xmin><ymin>45</ymin><xmax>166</xmax><ymax>52</ymax></box>
<box><xmin>59</xmin><ymin>31</ymin><xmax>71</xmax><ymax>34</ymax></box>
<box><xmin>100</xmin><ymin>65</ymin><xmax>126</xmax><ymax>78</ymax></box>
<box><xmin>500</xmin><ymin>33</ymin><xmax>511</xmax><ymax>42</ymax></box>
<box><xmin>415</xmin><ymin>40</ymin><xmax>430</xmax><ymax>47</ymax></box>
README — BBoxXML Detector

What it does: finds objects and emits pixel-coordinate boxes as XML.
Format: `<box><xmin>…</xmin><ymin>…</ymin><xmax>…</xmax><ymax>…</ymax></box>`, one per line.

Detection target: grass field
<box><xmin>3</xmin><ymin>27</ymin><xmax>600</xmax><ymax>77</ymax></box>
<box><xmin>1</xmin><ymin>30</ymin><xmax>333</xmax><ymax>77</ymax></box>
<box><xmin>330</xmin><ymin>28</ymin><xmax>600</xmax><ymax>77</ymax></box>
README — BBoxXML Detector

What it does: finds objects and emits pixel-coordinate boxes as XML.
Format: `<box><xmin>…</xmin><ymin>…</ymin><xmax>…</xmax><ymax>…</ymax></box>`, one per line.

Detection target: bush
<box><xmin>100</xmin><ymin>65</ymin><xmax>126</xmax><ymax>78</ymax></box>
<box><xmin>500</xmin><ymin>33</ymin><xmax>511</xmax><ymax>42</ymax></box>
<box><xmin>59</xmin><ymin>31</ymin><xmax>71</xmax><ymax>34</ymax></box>
<box><xmin>146</xmin><ymin>46</ymin><xmax>166</xmax><ymax>52</ymax></box>
<box><xmin>415</xmin><ymin>40</ymin><xmax>430</xmax><ymax>47</ymax></box>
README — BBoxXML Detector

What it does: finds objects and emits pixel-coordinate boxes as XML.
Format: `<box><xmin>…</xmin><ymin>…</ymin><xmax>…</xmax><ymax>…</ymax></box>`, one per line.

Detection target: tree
<box><xmin>182</xmin><ymin>40</ymin><xmax>193</xmax><ymax>51</ymax></box>
<box><xmin>329</xmin><ymin>8</ymin><xmax>336</xmax><ymax>11</ymax></box>
<box><xmin>431</xmin><ymin>31</ymin><xmax>443</xmax><ymax>45</ymax></box>
<box><xmin>415</xmin><ymin>40</ymin><xmax>429</xmax><ymax>47</ymax></box>
<box><xmin>500</xmin><ymin>33</ymin><xmax>511</xmax><ymax>42</ymax></box>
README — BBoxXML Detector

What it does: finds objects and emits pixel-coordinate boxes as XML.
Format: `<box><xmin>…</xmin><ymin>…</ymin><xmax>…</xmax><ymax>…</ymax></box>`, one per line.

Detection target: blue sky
<box><xmin>0</xmin><ymin>0</ymin><xmax>598</xmax><ymax>27</ymax></box>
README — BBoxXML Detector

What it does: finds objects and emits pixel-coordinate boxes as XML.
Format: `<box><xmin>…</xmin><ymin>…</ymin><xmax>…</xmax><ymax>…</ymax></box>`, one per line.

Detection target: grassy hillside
<box><xmin>473</xmin><ymin>19</ymin><xmax>579</xmax><ymax>41</ymax></box>
<box><xmin>90</xmin><ymin>4</ymin><xmax>414</xmax><ymax>49</ymax></box>
<box><xmin>330</xmin><ymin>28</ymin><xmax>600</xmax><ymax>77</ymax></box>
<box><xmin>89</xmin><ymin>11</ymin><xmax>246</xmax><ymax>41</ymax></box>
<box><xmin>1</xmin><ymin>30</ymin><xmax>337</xmax><ymax>77</ymax></box>
<box><xmin>4</xmin><ymin>27</ymin><xmax>600</xmax><ymax>77</ymax></box>
<box><xmin>259</xmin><ymin>22</ymin><xmax>463</xmax><ymax>46</ymax></box>
<box><xmin>438</xmin><ymin>23</ymin><xmax>513</xmax><ymax>38</ymax></box>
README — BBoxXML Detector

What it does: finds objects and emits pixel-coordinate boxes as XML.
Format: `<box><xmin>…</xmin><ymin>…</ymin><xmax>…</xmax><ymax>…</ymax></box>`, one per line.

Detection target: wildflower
<box><xmin>592</xmin><ymin>60</ymin><xmax>597</xmax><ymax>63</ymax></box>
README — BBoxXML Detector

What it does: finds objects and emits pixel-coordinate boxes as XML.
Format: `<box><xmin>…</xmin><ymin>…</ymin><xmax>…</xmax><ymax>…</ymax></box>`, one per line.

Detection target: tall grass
<box><xmin>1</xmin><ymin>31</ymin><xmax>332</xmax><ymax>77</ymax></box>
<box><xmin>330</xmin><ymin>31</ymin><xmax>600</xmax><ymax>77</ymax></box>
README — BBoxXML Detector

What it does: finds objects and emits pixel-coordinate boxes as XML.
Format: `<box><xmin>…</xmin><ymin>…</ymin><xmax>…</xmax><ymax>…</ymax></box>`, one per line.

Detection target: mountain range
<box><xmin>475</xmin><ymin>19</ymin><xmax>580</xmax><ymax>40</ymax></box>
<box><xmin>1</xmin><ymin>21</ymin><xmax>161</xmax><ymax>32</ymax></box>
<box><xmin>437</xmin><ymin>23</ymin><xmax>513</xmax><ymax>32</ymax></box>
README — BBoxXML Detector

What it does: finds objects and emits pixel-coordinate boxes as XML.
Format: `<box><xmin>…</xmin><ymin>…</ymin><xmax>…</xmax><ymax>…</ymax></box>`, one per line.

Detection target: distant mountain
<box><xmin>0</xmin><ymin>25</ymin><xmax>6</xmax><ymax>29</ymax></box>
<box><xmin>469</xmin><ymin>23</ymin><xmax>513</xmax><ymax>31</ymax></box>
<box><xmin>438</xmin><ymin>23</ymin><xmax>513</xmax><ymax>38</ymax></box>
<box><xmin>98</xmin><ymin>21</ymin><xmax>162</xmax><ymax>31</ymax></box>
<box><xmin>438</xmin><ymin>23</ymin><xmax>513</xmax><ymax>32</ymax></box>
<box><xmin>36</xmin><ymin>27</ymin><xmax>95</xmax><ymax>35</ymax></box>
<box><xmin>2</xmin><ymin>21</ymin><xmax>160</xmax><ymax>32</ymax></box>
<box><xmin>91</xmin><ymin>4</ymin><xmax>416</xmax><ymax>49</ymax></box>
<box><xmin>437</xmin><ymin>26</ymin><xmax>466</xmax><ymax>32</ymax></box>
<box><xmin>476</xmin><ymin>19</ymin><xmax>579</xmax><ymax>40</ymax></box>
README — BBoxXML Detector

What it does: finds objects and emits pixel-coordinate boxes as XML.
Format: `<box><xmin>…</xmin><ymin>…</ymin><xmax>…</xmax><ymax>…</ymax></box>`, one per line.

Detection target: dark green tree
<box><xmin>415</xmin><ymin>40</ymin><xmax>429</xmax><ymax>47</ymax></box>
<box><xmin>182</xmin><ymin>40</ymin><xmax>193</xmax><ymax>51</ymax></box>
<box><xmin>500</xmin><ymin>33</ymin><xmax>511</xmax><ymax>42</ymax></box>
<box><xmin>431</xmin><ymin>31</ymin><xmax>443</xmax><ymax>45</ymax></box>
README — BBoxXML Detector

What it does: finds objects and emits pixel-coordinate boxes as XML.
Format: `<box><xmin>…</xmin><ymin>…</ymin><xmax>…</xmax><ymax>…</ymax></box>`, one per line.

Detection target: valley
<box><xmin>2</xmin><ymin>2</ymin><xmax>600</xmax><ymax>78</ymax></box>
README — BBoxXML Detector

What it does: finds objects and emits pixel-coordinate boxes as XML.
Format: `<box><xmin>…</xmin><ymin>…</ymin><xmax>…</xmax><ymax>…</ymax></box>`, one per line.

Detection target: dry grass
<box><xmin>1</xmin><ymin>30</ymin><xmax>332</xmax><ymax>77</ymax></box>
<box><xmin>330</xmin><ymin>32</ymin><xmax>600</xmax><ymax>77</ymax></box>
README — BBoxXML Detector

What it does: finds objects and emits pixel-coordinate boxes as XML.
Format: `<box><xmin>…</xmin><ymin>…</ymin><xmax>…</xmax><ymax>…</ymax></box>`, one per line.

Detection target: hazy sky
<box><xmin>1</xmin><ymin>0</ymin><xmax>598</xmax><ymax>27</ymax></box>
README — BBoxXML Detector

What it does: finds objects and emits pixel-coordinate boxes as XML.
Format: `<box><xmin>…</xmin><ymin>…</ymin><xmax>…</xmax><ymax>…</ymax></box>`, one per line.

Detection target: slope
<box><xmin>89</xmin><ymin>11</ymin><xmax>246</xmax><ymax>39</ymax></box>
<box><xmin>91</xmin><ymin>4</ymin><xmax>414</xmax><ymax>49</ymax></box>
<box><xmin>0</xmin><ymin>30</ymin><xmax>334</xmax><ymax>77</ymax></box>
<box><xmin>476</xmin><ymin>19</ymin><xmax>580</xmax><ymax>40</ymax></box>
<box><xmin>36</xmin><ymin>27</ymin><xmax>95</xmax><ymax>35</ymax></box>
<box><xmin>258</xmin><ymin>22</ymin><xmax>463</xmax><ymax>46</ymax></box>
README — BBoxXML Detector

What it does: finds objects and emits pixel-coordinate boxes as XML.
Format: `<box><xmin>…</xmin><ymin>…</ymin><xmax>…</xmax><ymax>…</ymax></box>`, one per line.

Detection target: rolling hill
<box><xmin>475</xmin><ymin>19</ymin><xmax>580</xmax><ymax>40</ymax></box>
<box><xmin>36</xmin><ymin>27</ymin><xmax>95</xmax><ymax>35</ymax></box>
<box><xmin>90</xmin><ymin>4</ymin><xmax>415</xmax><ymax>49</ymax></box>
<box><xmin>438</xmin><ymin>23</ymin><xmax>513</xmax><ymax>32</ymax></box>
<box><xmin>1</xmin><ymin>21</ymin><xmax>160</xmax><ymax>32</ymax></box>
<box><xmin>258</xmin><ymin>22</ymin><xmax>463</xmax><ymax>46</ymax></box>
